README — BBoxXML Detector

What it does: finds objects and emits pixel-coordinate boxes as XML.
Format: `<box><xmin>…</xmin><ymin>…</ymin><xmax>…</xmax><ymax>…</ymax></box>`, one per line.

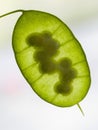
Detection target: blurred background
<box><xmin>0</xmin><ymin>0</ymin><xmax>98</xmax><ymax>130</ymax></box>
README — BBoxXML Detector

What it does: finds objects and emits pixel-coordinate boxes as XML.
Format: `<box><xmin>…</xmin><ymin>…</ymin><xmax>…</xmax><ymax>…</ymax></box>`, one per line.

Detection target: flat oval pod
<box><xmin>12</xmin><ymin>10</ymin><xmax>91</xmax><ymax>107</ymax></box>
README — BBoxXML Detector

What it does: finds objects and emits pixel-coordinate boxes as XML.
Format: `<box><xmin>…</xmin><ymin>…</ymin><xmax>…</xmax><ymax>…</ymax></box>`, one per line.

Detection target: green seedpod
<box><xmin>0</xmin><ymin>10</ymin><xmax>91</xmax><ymax>114</ymax></box>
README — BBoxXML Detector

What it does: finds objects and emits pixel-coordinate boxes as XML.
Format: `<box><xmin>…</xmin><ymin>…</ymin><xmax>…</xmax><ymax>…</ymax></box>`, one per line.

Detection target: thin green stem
<box><xmin>0</xmin><ymin>10</ymin><xmax>24</xmax><ymax>18</ymax></box>
<box><xmin>77</xmin><ymin>103</ymin><xmax>84</xmax><ymax>116</ymax></box>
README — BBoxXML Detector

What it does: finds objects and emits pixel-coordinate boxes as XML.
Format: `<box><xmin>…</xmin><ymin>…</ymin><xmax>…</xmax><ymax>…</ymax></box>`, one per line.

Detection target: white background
<box><xmin>0</xmin><ymin>0</ymin><xmax>98</xmax><ymax>130</ymax></box>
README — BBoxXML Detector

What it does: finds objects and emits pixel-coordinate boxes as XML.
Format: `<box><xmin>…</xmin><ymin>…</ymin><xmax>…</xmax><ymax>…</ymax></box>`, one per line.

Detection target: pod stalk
<box><xmin>0</xmin><ymin>10</ymin><xmax>24</xmax><ymax>18</ymax></box>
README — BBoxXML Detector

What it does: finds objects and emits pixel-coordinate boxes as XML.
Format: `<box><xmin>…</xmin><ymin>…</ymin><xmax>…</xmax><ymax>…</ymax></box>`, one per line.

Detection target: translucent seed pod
<box><xmin>0</xmin><ymin>10</ymin><xmax>91</xmax><ymax>115</ymax></box>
